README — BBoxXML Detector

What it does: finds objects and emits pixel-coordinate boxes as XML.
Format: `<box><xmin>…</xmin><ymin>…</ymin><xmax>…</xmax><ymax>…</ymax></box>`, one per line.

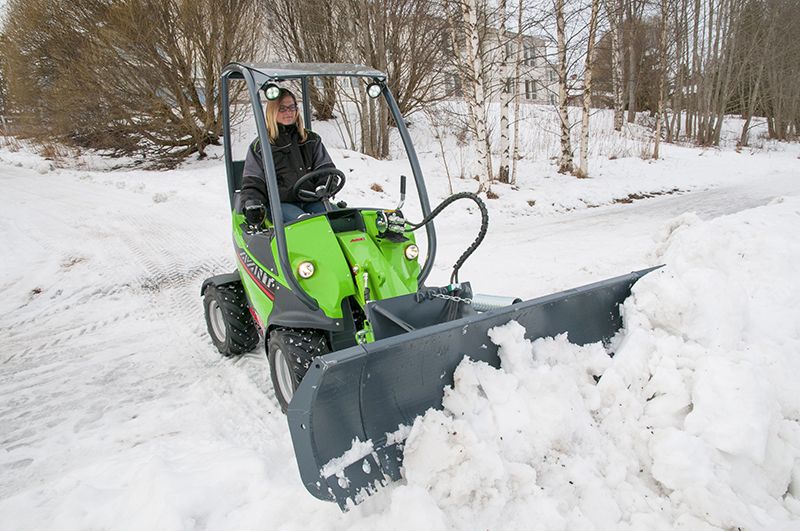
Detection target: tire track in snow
<box><xmin>1</xmin><ymin>164</ymin><xmax>309</xmax><ymax>504</ymax></box>
<box><xmin>0</xmin><ymin>285</ymin><xmax>129</xmax><ymax>336</ymax></box>
<box><xmin>0</xmin><ymin>169</ymin><xmax>247</xmax><ymax>498</ymax></box>
<box><xmin>118</xmin><ymin>211</ymin><xmax>236</xmax><ymax>361</ymax></box>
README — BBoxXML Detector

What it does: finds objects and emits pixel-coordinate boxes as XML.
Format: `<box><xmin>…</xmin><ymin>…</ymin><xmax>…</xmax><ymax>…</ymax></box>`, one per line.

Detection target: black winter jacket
<box><xmin>240</xmin><ymin>124</ymin><xmax>335</xmax><ymax>206</ymax></box>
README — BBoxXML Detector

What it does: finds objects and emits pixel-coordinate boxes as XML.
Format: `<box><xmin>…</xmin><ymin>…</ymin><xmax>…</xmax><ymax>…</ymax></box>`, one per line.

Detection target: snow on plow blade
<box><xmin>287</xmin><ymin>267</ymin><xmax>659</xmax><ymax>509</ymax></box>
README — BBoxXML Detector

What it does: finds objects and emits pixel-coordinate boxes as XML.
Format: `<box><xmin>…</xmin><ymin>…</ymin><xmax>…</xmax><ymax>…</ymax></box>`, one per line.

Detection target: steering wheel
<box><xmin>291</xmin><ymin>168</ymin><xmax>346</xmax><ymax>203</ymax></box>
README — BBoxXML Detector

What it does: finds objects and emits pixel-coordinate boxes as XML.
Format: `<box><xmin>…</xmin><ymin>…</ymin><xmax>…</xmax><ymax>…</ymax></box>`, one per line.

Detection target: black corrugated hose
<box><xmin>407</xmin><ymin>191</ymin><xmax>489</xmax><ymax>285</ymax></box>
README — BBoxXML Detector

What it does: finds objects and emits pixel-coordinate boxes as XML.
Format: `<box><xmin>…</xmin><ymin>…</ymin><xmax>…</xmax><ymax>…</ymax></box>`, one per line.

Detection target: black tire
<box><xmin>203</xmin><ymin>283</ymin><xmax>259</xmax><ymax>356</ymax></box>
<box><xmin>268</xmin><ymin>328</ymin><xmax>329</xmax><ymax>413</ymax></box>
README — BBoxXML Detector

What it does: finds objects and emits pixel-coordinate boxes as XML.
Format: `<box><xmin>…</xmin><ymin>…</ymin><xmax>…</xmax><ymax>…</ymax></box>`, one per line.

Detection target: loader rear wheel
<box><xmin>203</xmin><ymin>283</ymin><xmax>259</xmax><ymax>356</ymax></box>
<box><xmin>268</xmin><ymin>328</ymin><xmax>329</xmax><ymax>413</ymax></box>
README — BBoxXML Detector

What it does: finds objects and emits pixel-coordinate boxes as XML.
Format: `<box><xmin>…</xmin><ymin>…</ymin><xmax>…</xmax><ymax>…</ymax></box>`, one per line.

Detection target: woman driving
<box><xmin>240</xmin><ymin>88</ymin><xmax>339</xmax><ymax>223</ymax></box>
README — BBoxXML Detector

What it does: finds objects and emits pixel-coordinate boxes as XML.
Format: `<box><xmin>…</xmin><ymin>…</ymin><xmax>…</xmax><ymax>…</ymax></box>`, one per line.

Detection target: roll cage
<box><xmin>220</xmin><ymin>62</ymin><xmax>437</xmax><ymax>311</ymax></box>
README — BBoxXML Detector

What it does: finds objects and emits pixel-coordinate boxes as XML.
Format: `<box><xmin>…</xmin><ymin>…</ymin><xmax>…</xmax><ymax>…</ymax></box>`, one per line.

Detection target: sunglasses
<box><xmin>278</xmin><ymin>104</ymin><xmax>298</xmax><ymax>113</ymax></box>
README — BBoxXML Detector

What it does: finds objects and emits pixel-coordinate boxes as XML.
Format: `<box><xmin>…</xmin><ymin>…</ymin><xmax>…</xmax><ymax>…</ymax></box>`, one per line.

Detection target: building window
<box><xmin>525</xmin><ymin>80</ymin><xmax>537</xmax><ymax>100</ymax></box>
<box><xmin>447</xmin><ymin>73</ymin><xmax>462</xmax><ymax>97</ymax></box>
<box><xmin>523</xmin><ymin>44</ymin><xmax>536</xmax><ymax>66</ymax></box>
<box><xmin>441</xmin><ymin>33</ymin><xmax>454</xmax><ymax>57</ymax></box>
<box><xmin>550</xmin><ymin>94</ymin><xmax>557</xmax><ymax>105</ymax></box>
<box><xmin>505</xmin><ymin>77</ymin><xmax>515</xmax><ymax>95</ymax></box>
<box><xmin>549</xmin><ymin>70</ymin><xmax>557</xmax><ymax>82</ymax></box>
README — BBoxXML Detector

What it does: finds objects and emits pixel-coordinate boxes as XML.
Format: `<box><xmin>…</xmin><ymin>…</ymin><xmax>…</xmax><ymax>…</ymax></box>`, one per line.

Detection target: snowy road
<box><xmin>1</xmin><ymin>143</ymin><xmax>799</xmax><ymax>529</ymax></box>
<box><xmin>439</xmin><ymin>171</ymin><xmax>800</xmax><ymax>297</ymax></box>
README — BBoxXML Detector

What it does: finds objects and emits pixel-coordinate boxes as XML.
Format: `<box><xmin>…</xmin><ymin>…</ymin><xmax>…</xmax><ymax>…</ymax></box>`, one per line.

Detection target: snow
<box><xmin>2</xmin><ymin>109</ymin><xmax>800</xmax><ymax>530</ymax></box>
<box><xmin>385</xmin><ymin>424</ymin><xmax>412</xmax><ymax>446</ymax></box>
<box><xmin>320</xmin><ymin>438</ymin><xmax>374</xmax><ymax>479</ymax></box>
<box><xmin>393</xmin><ymin>195</ymin><xmax>800</xmax><ymax>530</ymax></box>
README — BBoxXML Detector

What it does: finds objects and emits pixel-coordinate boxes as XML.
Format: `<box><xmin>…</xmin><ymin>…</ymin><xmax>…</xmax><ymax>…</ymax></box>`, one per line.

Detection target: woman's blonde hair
<box><xmin>265</xmin><ymin>88</ymin><xmax>307</xmax><ymax>143</ymax></box>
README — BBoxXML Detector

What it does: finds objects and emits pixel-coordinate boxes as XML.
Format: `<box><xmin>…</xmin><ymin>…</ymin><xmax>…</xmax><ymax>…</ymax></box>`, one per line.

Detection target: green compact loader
<box><xmin>202</xmin><ymin>63</ymin><xmax>656</xmax><ymax>510</ymax></box>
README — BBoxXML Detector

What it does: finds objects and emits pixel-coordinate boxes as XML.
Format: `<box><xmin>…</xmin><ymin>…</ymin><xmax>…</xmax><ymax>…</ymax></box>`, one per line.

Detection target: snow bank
<box><xmin>359</xmin><ymin>197</ymin><xmax>800</xmax><ymax>530</ymax></box>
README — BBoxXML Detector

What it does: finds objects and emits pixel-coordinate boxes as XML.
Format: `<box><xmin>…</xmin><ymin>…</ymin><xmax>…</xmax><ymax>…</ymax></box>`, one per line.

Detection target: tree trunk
<box><xmin>700</xmin><ymin>0</ymin><xmax>719</xmax><ymax>145</ymax></box>
<box><xmin>687</xmin><ymin>0</ymin><xmax>701</xmax><ymax>139</ymax></box>
<box><xmin>497</xmin><ymin>0</ymin><xmax>511</xmax><ymax>183</ymax></box>
<box><xmin>653</xmin><ymin>0</ymin><xmax>669</xmax><ymax>159</ymax></box>
<box><xmin>625</xmin><ymin>0</ymin><xmax>640</xmax><ymax>124</ymax></box>
<box><xmin>465</xmin><ymin>0</ymin><xmax>493</xmax><ymax>185</ymax></box>
<box><xmin>669</xmin><ymin>0</ymin><xmax>687</xmax><ymax>142</ymax></box>
<box><xmin>556</xmin><ymin>0</ymin><xmax>573</xmax><ymax>173</ymax></box>
<box><xmin>510</xmin><ymin>0</ymin><xmax>524</xmax><ymax>185</ymax></box>
<box><xmin>450</xmin><ymin>0</ymin><xmax>493</xmax><ymax>188</ymax></box>
<box><xmin>626</xmin><ymin>35</ymin><xmax>637</xmax><ymax>123</ymax></box>
<box><xmin>605</xmin><ymin>0</ymin><xmax>624</xmax><ymax>131</ymax></box>
<box><xmin>577</xmin><ymin>0</ymin><xmax>599</xmax><ymax>177</ymax></box>
<box><xmin>712</xmin><ymin>0</ymin><xmax>738</xmax><ymax>146</ymax></box>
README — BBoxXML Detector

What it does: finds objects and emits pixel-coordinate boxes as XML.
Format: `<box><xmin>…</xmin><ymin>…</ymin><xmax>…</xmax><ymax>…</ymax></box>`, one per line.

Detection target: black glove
<box><xmin>244</xmin><ymin>200</ymin><xmax>266</xmax><ymax>230</ymax></box>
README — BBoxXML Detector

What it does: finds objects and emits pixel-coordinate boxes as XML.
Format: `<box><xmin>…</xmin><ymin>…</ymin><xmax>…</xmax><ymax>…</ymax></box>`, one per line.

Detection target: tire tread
<box><xmin>204</xmin><ymin>283</ymin><xmax>259</xmax><ymax>356</ymax></box>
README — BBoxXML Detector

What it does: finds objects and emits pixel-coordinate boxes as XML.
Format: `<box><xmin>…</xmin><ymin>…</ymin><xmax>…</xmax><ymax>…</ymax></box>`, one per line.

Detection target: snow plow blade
<box><xmin>287</xmin><ymin>266</ymin><xmax>659</xmax><ymax>509</ymax></box>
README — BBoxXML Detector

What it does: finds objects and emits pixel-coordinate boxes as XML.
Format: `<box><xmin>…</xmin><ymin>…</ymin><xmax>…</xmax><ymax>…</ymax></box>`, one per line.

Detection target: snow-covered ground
<box><xmin>1</xmin><ymin>113</ymin><xmax>799</xmax><ymax>530</ymax></box>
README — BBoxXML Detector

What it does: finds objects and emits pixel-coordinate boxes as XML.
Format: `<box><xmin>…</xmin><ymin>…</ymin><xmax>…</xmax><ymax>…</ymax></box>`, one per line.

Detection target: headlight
<box><xmin>366</xmin><ymin>82</ymin><xmax>383</xmax><ymax>99</ymax></box>
<box><xmin>297</xmin><ymin>261</ymin><xmax>315</xmax><ymax>278</ymax></box>
<box><xmin>404</xmin><ymin>244</ymin><xmax>419</xmax><ymax>260</ymax></box>
<box><xmin>264</xmin><ymin>83</ymin><xmax>281</xmax><ymax>100</ymax></box>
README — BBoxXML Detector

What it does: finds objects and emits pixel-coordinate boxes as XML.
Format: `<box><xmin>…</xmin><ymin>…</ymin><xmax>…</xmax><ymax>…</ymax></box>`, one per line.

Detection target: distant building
<box><xmin>441</xmin><ymin>30</ymin><xmax>558</xmax><ymax>106</ymax></box>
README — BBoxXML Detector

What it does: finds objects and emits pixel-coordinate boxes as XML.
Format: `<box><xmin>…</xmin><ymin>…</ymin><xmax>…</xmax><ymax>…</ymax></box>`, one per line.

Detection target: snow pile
<box><xmin>364</xmin><ymin>197</ymin><xmax>800</xmax><ymax>530</ymax></box>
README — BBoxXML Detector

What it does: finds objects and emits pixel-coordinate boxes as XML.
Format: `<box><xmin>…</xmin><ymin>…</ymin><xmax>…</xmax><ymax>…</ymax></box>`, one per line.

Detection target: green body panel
<box><xmin>360</xmin><ymin>210</ymin><xmax>421</xmax><ymax>288</ymax></box>
<box><xmin>280</xmin><ymin>216</ymin><xmax>356</xmax><ymax>319</ymax></box>
<box><xmin>336</xmin><ymin>218</ymin><xmax>419</xmax><ymax>307</ymax></box>
<box><xmin>231</xmin><ymin>208</ymin><xmax>420</xmax><ymax>340</ymax></box>
<box><xmin>232</xmin><ymin>211</ymin><xmax>275</xmax><ymax>324</ymax></box>
<box><xmin>236</xmin><ymin>261</ymin><xmax>273</xmax><ymax>326</ymax></box>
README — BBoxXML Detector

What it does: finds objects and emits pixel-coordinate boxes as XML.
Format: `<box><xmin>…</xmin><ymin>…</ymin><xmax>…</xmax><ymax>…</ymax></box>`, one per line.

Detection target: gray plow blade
<box><xmin>287</xmin><ymin>267</ymin><xmax>659</xmax><ymax>509</ymax></box>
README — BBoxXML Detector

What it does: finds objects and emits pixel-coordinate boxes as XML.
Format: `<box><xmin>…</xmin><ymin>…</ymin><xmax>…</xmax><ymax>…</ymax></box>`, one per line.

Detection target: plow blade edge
<box><xmin>287</xmin><ymin>267</ymin><xmax>659</xmax><ymax>509</ymax></box>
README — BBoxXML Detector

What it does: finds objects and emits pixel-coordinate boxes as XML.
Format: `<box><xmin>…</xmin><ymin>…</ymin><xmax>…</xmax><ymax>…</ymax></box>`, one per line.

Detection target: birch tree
<box><xmin>555</xmin><ymin>0</ymin><xmax>574</xmax><ymax>174</ymax></box>
<box><xmin>510</xmin><ymin>0</ymin><xmax>525</xmax><ymax>185</ymax></box>
<box><xmin>496</xmin><ymin>0</ymin><xmax>511</xmax><ymax>183</ymax></box>
<box><xmin>447</xmin><ymin>0</ymin><xmax>494</xmax><ymax>189</ymax></box>
<box><xmin>576</xmin><ymin>0</ymin><xmax>601</xmax><ymax>177</ymax></box>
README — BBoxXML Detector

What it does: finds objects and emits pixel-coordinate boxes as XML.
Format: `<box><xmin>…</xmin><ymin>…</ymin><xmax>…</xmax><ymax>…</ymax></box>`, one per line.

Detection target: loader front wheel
<box><xmin>203</xmin><ymin>283</ymin><xmax>259</xmax><ymax>356</ymax></box>
<box><xmin>268</xmin><ymin>328</ymin><xmax>329</xmax><ymax>413</ymax></box>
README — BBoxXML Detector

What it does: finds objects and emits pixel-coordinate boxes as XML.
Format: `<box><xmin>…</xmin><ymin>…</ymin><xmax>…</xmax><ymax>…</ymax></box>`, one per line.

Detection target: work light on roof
<box><xmin>366</xmin><ymin>82</ymin><xmax>382</xmax><ymax>99</ymax></box>
<box><xmin>264</xmin><ymin>83</ymin><xmax>281</xmax><ymax>100</ymax></box>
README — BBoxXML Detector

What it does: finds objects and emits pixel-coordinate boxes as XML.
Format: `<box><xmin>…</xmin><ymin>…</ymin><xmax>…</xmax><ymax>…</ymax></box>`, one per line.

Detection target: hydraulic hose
<box><xmin>407</xmin><ymin>192</ymin><xmax>489</xmax><ymax>284</ymax></box>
